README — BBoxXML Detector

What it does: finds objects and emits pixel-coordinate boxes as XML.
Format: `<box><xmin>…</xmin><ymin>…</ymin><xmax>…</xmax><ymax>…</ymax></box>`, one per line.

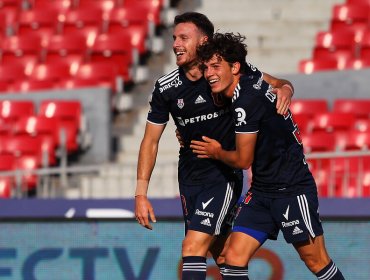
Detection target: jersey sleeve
<box><xmin>232</xmin><ymin>77</ymin><xmax>268</xmax><ymax>134</ymax></box>
<box><xmin>147</xmin><ymin>81</ymin><xmax>170</xmax><ymax>125</ymax></box>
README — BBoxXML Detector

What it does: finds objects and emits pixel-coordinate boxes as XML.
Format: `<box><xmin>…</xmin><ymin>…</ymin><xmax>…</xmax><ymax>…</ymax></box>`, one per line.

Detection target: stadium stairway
<box><xmin>175</xmin><ymin>0</ymin><xmax>345</xmax><ymax>75</ymax></box>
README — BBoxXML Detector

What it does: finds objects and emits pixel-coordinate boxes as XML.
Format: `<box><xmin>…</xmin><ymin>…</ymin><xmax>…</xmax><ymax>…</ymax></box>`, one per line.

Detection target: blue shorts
<box><xmin>179</xmin><ymin>175</ymin><xmax>243</xmax><ymax>236</ymax></box>
<box><xmin>233</xmin><ymin>189</ymin><xmax>324</xmax><ymax>244</ymax></box>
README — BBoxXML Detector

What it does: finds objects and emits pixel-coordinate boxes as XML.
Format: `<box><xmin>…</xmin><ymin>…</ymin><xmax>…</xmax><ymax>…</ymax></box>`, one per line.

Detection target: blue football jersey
<box><xmin>148</xmin><ymin>65</ymin><xmax>261</xmax><ymax>184</ymax></box>
<box><xmin>231</xmin><ymin>74</ymin><xmax>316</xmax><ymax>197</ymax></box>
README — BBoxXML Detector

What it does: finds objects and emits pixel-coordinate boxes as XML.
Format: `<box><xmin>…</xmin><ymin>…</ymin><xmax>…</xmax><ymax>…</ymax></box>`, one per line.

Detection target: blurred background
<box><xmin>0</xmin><ymin>0</ymin><xmax>369</xmax><ymax>279</ymax></box>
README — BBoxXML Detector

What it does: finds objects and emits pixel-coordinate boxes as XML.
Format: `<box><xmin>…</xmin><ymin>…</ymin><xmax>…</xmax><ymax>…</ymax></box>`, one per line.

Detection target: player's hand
<box><xmin>272</xmin><ymin>85</ymin><xmax>293</xmax><ymax>115</ymax></box>
<box><xmin>190</xmin><ymin>136</ymin><xmax>221</xmax><ymax>159</ymax></box>
<box><xmin>135</xmin><ymin>195</ymin><xmax>156</xmax><ymax>230</ymax></box>
<box><xmin>175</xmin><ymin>129</ymin><xmax>184</xmax><ymax>148</ymax></box>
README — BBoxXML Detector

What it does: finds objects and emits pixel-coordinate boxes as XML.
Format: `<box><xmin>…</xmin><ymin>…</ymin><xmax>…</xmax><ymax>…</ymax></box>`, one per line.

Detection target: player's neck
<box><xmin>225</xmin><ymin>74</ymin><xmax>241</xmax><ymax>98</ymax></box>
<box><xmin>182</xmin><ymin>63</ymin><xmax>203</xmax><ymax>81</ymax></box>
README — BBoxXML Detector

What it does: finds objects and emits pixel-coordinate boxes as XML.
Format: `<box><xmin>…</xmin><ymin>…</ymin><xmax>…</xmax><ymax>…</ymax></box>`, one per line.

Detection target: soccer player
<box><xmin>191</xmin><ymin>32</ymin><xmax>345</xmax><ymax>280</ymax></box>
<box><xmin>134</xmin><ymin>13</ymin><xmax>294</xmax><ymax>279</ymax></box>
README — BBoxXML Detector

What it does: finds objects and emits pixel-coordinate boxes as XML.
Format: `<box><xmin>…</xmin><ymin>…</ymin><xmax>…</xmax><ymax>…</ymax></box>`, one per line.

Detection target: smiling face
<box><xmin>203</xmin><ymin>54</ymin><xmax>240</xmax><ymax>98</ymax></box>
<box><xmin>172</xmin><ymin>22</ymin><xmax>207</xmax><ymax>70</ymax></box>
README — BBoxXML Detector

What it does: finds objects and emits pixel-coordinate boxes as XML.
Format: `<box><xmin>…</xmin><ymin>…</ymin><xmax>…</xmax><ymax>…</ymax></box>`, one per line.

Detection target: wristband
<box><xmin>282</xmin><ymin>84</ymin><xmax>294</xmax><ymax>95</ymax></box>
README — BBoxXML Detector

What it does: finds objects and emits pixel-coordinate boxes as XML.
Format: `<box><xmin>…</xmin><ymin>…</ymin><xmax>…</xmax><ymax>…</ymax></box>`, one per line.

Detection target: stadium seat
<box><xmin>344</xmin><ymin>57</ymin><xmax>370</xmax><ymax>69</ymax></box>
<box><xmin>343</xmin><ymin>131</ymin><xmax>370</xmax><ymax>150</ymax></box>
<box><xmin>0</xmin><ymin>7</ymin><xmax>18</xmax><ymax>36</ymax></box>
<box><xmin>313</xmin><ymin>30</ymin><xmax>357</xmax><ymax>65</ymax></box>
<box><xmin>0</xmin><ymin>100</ymin><xmax>35</xmax><ymax>126</ymax></box>
<box><xmin>330</xmin><ymin>4</ymin><xmax>369</xmax><ymax>43</ymax></box>
<box><xmin>77</xmin><ymin>0</ymin><xmax>116</xmax><ymax>11</ymax></box>
<box><xmin>347</xmin><ymin>0</ymin><xmax>370</xmax><ymax>6</ymax></box>
<box><xmin>30</xmin><ymin>0</ymin><xmax>72</xmax><ymax>11</ymax></box>
<box><xmin>11</xmin><ymin>79</ymin><xmax>58</xmax><ymax>92</ymax></box>
<box><xmin>105</xmin><ymin>13</ymin><xmax>149</xmax><ymax>55</ymax></box>
<box><xmin>0</xmin><ymin>176</ymin><xmax>12</xmax><ymax>198</ymax></box>
<box><xmin>359</xmin><ymin>30</ymin><xmax>370</xmax><ymax>62</ymax></box>
<box><xmin>333</xmin><ymin>99</ymin><xmax>370</xmax><ymax>120</ymax></box>
<box><xmin>29</xmin><ymin>62</ymin><xmax>72</xmax><ymax>87</ymax></box>
<box><xmin>16</xmin><ymin>9</ymin><xmax>60</xmax><ymax>40</ymax></box>
<box><xmin>0</xmin><ymin>64</ymin><xmax>27</xmax><ymax>88</ymax></box>
<box><xmin>1</xmin><ymin>34</ymin><xmax>43</xmax><ymax>67</ymax></box>
<box><xmin>60</xmin><ymin>8</ymin><xmax>103</xmax><ymax>36</ymax></box>
<box><xmin>89</xmin><ymin>33</ymin><xmax>137</xmax><ymax>83</ymax></box>
<box><xmin>302</xmin><ymin>131</ymin><xmax>336</xmax><ymax>153</ymax></box>
<box><xmin>67</xmin><ymin>61</ymin><xmax>119</xmax><ymax>92</ymax></box>
<box><xmin>290</xmin><ymin>99</ymin><xmax>329</xmax><ymax>116</ymax></box>
<box><xmin>298</xmin><ymin>58</ymin><xmax>339</xmax><ymax>74</ymax></box>
<box><xmin>120</xmin><ymin>0</ymin><xmax>163</xmax><ymax>26</ymax></box>
<box><xmin>44</xmin><ymin>33</ymin><xmax>89</xmax><ymax>65</ymax></box>
<box><xmin>309</xmin><ymin>112</ymin><xmax>356</xmax><ymax>133</ymax></box>
<box><xmin>355</xmin><ymin>119</ymin><xmax>370</xmax><ymax>132</ymax></box>
<box><xmin>13</xmin><ymin>116</ymin><xmax>59</xmax><ymax>165</ymax></box>
<box><xmin>14</xmin><ymin>154</ymin><xmax>39</xmax><ymax>192</ymax></box>
<box><xmin>38</xmin><ymin>100</ymin><xmax>82</xmax><ymax>152</ymax></box>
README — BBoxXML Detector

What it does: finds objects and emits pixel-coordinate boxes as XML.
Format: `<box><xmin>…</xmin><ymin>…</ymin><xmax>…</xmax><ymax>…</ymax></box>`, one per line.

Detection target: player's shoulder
<box><xmin>153</xmin><ymin>67</ymin><xmax>185</xmax><ymax>94</ymax></box>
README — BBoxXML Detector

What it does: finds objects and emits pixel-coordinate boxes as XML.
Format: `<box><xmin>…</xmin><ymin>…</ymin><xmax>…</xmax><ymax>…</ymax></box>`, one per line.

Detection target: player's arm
<box><xmin>262</xmin><ymin>72</ymin><xmax>294</xmax><ymax>115</ymax></box>
<box><xmin>190</xmin><ymin>133</ymin><xmax>257</xmax><ymax>169</ymax></box>
<box><xmin>135</xmin><ymin>122</ymin><xmax>166</xmax><ymax>230</ymax></box>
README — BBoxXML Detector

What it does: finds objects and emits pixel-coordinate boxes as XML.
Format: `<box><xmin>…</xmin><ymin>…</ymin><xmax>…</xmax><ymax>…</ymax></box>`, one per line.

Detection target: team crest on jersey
<box><xmin>235</xmin><ymin>108</ymin><xmax>247</xmax><ymax>126</ymax></box>
<box><xmin>177</xmin><ymin>99</ymin><xmax>184</xmax><ymax>109</ymax></box>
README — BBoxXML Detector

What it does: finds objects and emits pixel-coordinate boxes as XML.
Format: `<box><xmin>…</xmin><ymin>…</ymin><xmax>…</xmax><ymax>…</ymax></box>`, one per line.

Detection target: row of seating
<box><xmin>0</xmin><ymin>61</ymin><xmax>120</xmax><ymax>93</ymax></box>
<box><xmin>299</xmin><ymin>0</ymin><xmax>370</xmax><ymax>73</ymax></box>
<box><xmin>0</xmin><ymin>99</ymin><xmax>87</xmax><ymax>197</ymax></box>
<box><xmin>0</xmin><ymin>0</ymin><xmax>167</xmax><ymax>93</ymax></box>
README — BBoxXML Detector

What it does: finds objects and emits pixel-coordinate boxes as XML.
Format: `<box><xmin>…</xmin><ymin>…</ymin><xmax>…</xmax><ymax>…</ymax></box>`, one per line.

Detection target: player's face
<box><xmin>203</xmin><ymin>55</ymin><xmax>238</xmax><ymax>98</ymax></box>
<box><xmin>172</xmin><ymin>22</ymin><xmax>206</xmax><ymax>68</ymax></box>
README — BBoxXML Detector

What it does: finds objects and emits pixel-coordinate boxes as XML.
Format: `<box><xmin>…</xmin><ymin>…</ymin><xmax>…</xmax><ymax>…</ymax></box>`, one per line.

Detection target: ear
<box><xmin>232</xmin><ymin>62</ymin><xmax>241</xmax><ymax>74</ymax></box>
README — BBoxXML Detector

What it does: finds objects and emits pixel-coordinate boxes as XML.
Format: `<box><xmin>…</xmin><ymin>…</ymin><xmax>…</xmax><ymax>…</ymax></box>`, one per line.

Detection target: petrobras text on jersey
<box><xmin>176</xmin><ymin>108</ymin><xmax>230</xmax><ymax>126</ymax></box>
<box><xmin>281</xmin><ymin>220</ymin><xmax>300</xmax><ymax>228</ymax></box>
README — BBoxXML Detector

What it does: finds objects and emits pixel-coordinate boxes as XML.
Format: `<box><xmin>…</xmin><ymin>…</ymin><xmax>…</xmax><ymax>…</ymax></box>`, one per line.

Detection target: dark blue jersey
<box><xmin>148</xmin><ymin>65</ymin><xmax>261</xmax><ymax>184</ymax></box>
<box><xmin>231</xmin><ymin>74</ymin><xmax>316</xmax><ymax>197</ymax></box>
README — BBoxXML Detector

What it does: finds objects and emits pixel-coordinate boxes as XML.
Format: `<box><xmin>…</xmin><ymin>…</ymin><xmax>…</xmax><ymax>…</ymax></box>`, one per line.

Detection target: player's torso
<box><xmin>155</xmin><ymin>68</ymin><xmax>237</xmax><ymax>184</ymax></box>
<box><xmin>234</xmin><ymin>76</ymin><xmax>316</xmax><ymax>197</ymax></box>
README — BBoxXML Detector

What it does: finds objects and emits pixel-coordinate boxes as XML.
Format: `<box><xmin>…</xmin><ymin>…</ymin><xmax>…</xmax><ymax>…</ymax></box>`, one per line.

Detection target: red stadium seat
<box><xmin>67</xmin><ymin>61</ymin><xmax>119</xmax><ymax>92</ymax></box>
<box><xmin>344</xmin><ymin>57</ymin><xmax>370</xmax><ymax>69</ymax></box>
<box><xmin>333</xmin><ymin>99</ymin><xmax>370</xmax><ymax>120</ymax></box>
<box><xmin>313</xmin><ymin>30</ymin><xmax>357</xmax><ymax>63</ymax></box>
<box><xmin>354</xmin><ymin>119</ymin><xmax>370</xmax><ymax>132</ymax></box>
<box><xmin>16</xmin><ymin>9</ymin><xmax>60</xmax><ymax>40</ymax></box>
<box><xmin>347</xmin><ymin>0</ymin><xmax>370</xmax><ymax>6</ymax></box>
<box><xmin>11</xmin><ymin>80</ymin><xmax>58</xmax><ymax>92</ymax></box>
<box><xmin>0</xmin><ymin>64</ymin><xmax>27</xmax><ymax>86</ymax></box>
<box><xmin>302</xmin><ymin>131</ymin><xmax>336</xmax><ymax>153</ymax></box>
<box><xmin>30</xmin><ymin>0</ymin><xmax>72</xmax><ymax>11</ymax></box>
<box><xmin>60</xmin><ymin>8</ymin><xmax>103</xmax><ymax>35</ymax></box>
<box><xmin>0</xmin><ymin>176</ymin><xmax>12</xmax><ymax>198</ymax></box>
<box><xmin>38</xmin><ymin>100</ymin><xmax>82</xmax><ymax>152</ymax></box>
<box><xmin>13</xmin><ymin>116</ymin><xmax>59</xmax><ymax>165</ymax></box>
<box><xmin>105</xmin><ymin>13</ymin><xmax>148</xmax><ymax>55</ymax></box>
<box><xmin>330</xmin><ymin>4</ymin><xmax>369</xmax><ymax>42</ymax></box>
<box><xmin>343</xmin><ymin>131</ymin><xmax>370</xmax><ymax>150</ymax></box>
<box><xmin>310</xmin><ymin>112</ymin><xmax>356</xmax><ymax>133</ymax></box>
<box><xmin>14</xmin><ymin>154</ymin><xmax>39</xmax><ymax>191</ymax></box>
<box><xmin>77</xmin><ymin>0</ymin><xmax>116</xmax><ymax>11</ymax></box>
<box><xmin>1</xmin><ymin>34</ymin><xmax>43</xmax><ymax>66</ymax></box>
<box><xmin>290</xmin><ymin>99</ymin><xmax>329</xmax><ymax>116</ymax></box>
<box><xmin>298</xmin><ymin>58</ymin><xmax>339</xmax><ymax>74</ymax></box>
<box><xmin>44</xmin><ymin>33</ymin><xmax>89</xmax><ymax>65</ymax></box>
<box><xmin>0</xmin><ymin>100</ymin><xmax>35</xmax><ymax>127</ymax></box>
<box><xmin>29</xmin><ymin>62</ymin><xmax>72</xmax><ymax>86</ymax></box>
<box><xmin>359</xmin><ymin>30</ymin><xmax>370</xmax><ymax>62</ymax></box>
<box><xmin>89</xmin><ymin>33</ymin><xmax>136</xmax><ymax>82</ymax></box>
<box><xmin>120</xmin><ymin>0</ymin><xmax>163</xmax><ymax>26</ymax></box>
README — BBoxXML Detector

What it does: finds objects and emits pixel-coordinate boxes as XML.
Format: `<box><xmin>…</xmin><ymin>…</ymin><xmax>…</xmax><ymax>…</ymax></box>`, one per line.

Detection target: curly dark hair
<box><xmin>174</xmin><ymin>12</ymin><xmax>214</xmax><ymax>39</ymax></box>
<box><xmin>197</xmin><ymin>32</ymin><xmax>248</xmax><ymax>73</ymax></box>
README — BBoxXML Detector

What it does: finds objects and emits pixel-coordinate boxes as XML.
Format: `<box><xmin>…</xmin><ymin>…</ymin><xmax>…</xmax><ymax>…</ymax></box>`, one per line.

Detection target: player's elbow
<box><xmin>237</xmin><ymin>158</ymin><xmax>253</xmax><ymax>170</ymax></box>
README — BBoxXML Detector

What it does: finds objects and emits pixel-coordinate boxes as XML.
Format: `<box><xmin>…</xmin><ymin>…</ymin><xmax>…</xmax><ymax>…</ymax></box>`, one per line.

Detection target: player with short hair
<box><xmin>134</xmin><ymin>13</ymin><xmax>294</xmax><ymax>280</ymax></box>
<box><xmin>191</xmin><ymin>32</ymin><xmax>345</xmax><ymax>280</ymax></box>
